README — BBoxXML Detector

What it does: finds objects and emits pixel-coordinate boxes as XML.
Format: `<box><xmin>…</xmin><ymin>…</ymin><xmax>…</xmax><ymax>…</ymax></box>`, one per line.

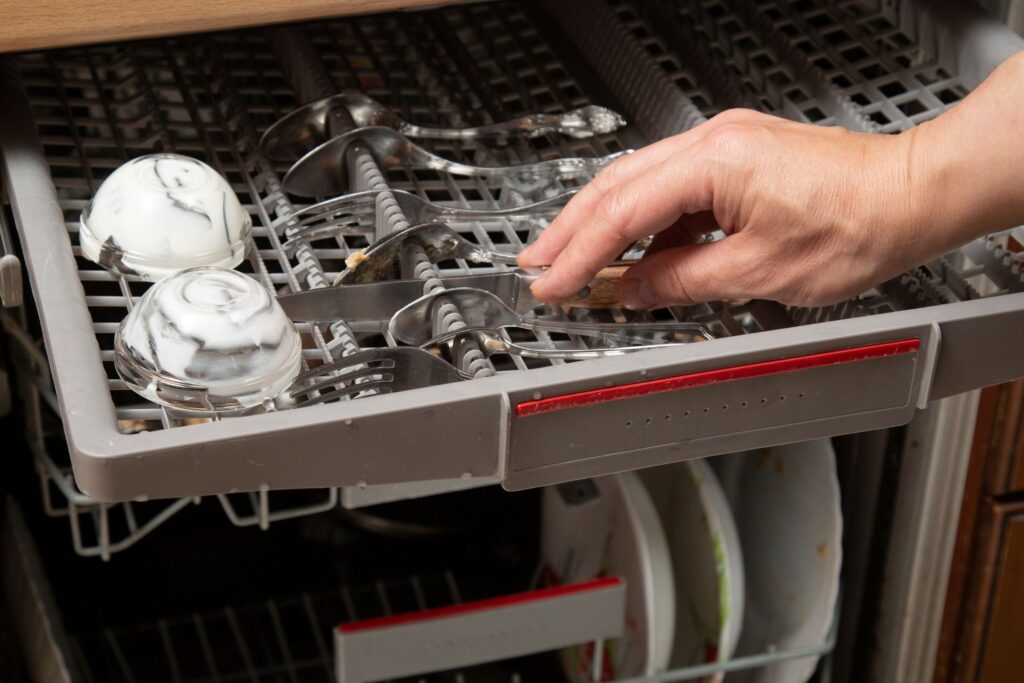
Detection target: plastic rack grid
<box><xmin>619</xmin><ymin>0</ymin><xmax>972</xmax><ymax>132</ymax></box>
<box><xmin>3</xmin><ymin>0</ymin><xmax>648</xmax><ymax>559</ymax></box>
<box><xmin>3</xmin><ymin>0</ymin><xmax>1024</xmax><ymax>558</ymax></box>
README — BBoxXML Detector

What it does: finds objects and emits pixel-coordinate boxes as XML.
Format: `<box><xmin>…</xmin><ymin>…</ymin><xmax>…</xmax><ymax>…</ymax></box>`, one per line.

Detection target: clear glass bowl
<box><xmin>114</xmin><ymin>267</ymin><xmax>303</xmax><ymax>413</ymax></box>
<box><xmin>80</xmin><ymin>154</ymin><xmax>252</xmax><ymax>281</ymax></box>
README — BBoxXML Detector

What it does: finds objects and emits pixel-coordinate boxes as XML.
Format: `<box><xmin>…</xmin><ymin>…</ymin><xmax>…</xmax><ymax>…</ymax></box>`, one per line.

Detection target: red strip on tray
<box><xmin>516</xmin><ymin>338</ymin><xmax>920</xmax><ymax>418</ymax></box>
<box><xmin>337</xmin><ymin>576</ymin><xmax>623</xmax><ymax>633</ymax></box>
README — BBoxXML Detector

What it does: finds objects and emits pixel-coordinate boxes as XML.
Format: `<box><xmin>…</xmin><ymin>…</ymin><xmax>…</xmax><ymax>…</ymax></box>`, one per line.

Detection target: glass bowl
<box><xmin>80</xmin><ymin>153</ymin><xmax>252</xmax><ymax>281</ymax></box>
<box><xmin>114</xmin><ymin>267</ymin><xmax>302</xmax><ymax>413</ymax></box>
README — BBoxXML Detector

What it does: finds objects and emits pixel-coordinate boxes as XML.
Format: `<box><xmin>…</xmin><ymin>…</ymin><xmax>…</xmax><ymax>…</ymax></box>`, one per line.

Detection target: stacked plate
<box><xmin>540</xmin><ymin>438</ymin><xmax>841</xmax><ymax>683</ymax></box>
<box><xmin>713</xmin><ymin>439</ymin><xmax>842</xmax><ymax>683</ymax></box>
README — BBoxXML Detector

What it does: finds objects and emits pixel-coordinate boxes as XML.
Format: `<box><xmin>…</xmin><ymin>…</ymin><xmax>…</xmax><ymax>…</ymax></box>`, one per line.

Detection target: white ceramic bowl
<box><xmin>114</xmin><ymin>267</ymin><xmax>302</xmax><ymax>412</ymax></box>
<box><xmin>640</xmin><ymin>459</ymin><xmax>745</xmax><ymax>675</ymax></box>
<box><xmin>542</xmin><ymin>472</ymin><xmax>674</xmax><ymax>680</ymax></box>
<box><xmin>712</xmin><ymin>439</ymin><xmax>842</xmax><ymax>683</ymax></box>
<box><xmin>80</xmin><ymin>154</ymin><xmax>251</xmax><ymax>281</ymax></box>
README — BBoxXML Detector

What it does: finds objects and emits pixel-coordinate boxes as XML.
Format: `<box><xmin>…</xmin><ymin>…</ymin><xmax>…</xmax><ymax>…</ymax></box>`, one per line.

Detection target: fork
<box><xmin>389</xmin><ymin>287</ymin><xmax>714</xmax><ymax>346</ymax></box>
<box><xmin>282</xmin><ymin>126</ymin><xmax>628</xmax><ymax>197</ymax></box>
<box><xmin>278</xmin><ymin>188</ymin><xmax>574</xmax><ymax>250</ymax></box>
<box><xmin>282</xmin><ymin>347</ymin><xmax>469</xmax><ymax>407</ymax></box>
<box><xmin>421</xmin><ymin>326</ymin><xmax>702</xmax><ymax>360</ymax></box>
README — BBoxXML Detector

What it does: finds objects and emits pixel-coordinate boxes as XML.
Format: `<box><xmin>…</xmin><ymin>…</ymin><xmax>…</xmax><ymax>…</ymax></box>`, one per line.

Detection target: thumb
<box><xmin>618</xmin><ymin>236</ymin><xmax>760</xmax><ymax>308</ymax></box>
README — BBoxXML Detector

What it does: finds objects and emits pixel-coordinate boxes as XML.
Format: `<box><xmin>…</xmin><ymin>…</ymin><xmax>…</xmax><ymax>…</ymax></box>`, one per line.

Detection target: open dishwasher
<box><xmin>1</xmin><ymin>0</ymin><xmax>1023</xmax><ymax>681</ymax></box>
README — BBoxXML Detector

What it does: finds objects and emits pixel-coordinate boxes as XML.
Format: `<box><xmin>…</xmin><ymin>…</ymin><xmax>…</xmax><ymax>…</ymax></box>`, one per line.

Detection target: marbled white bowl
<box><xmin>114</xmin><ymin>267</ymin><xmax>302</xmax><ymax>412</ymax></box>
<box><xmin>80</xmin><ymin>154</ymin><xmax>252</xmax><ymax>281</ymax></box>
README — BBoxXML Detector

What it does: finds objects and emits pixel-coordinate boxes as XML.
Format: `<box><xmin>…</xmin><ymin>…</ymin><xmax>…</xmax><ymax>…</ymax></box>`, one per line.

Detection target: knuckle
<box><xmin>703</xmin><ymin>123</ymin><xmax>752</xmax><ymax>157</ymax></box>
<box><xmin>712</xmin><ymin>108</ymin><xmax>760</xmax><ymax>125</ymax></box>
<box><xmin>663</xmin><ymin>265</ymin><xmax>699</xmax><ymax>304</ymax></box>
<box><xmin>591</xmin><ymin>191</ymin><xmax>634</xmax><ymax>241</ymax></box>
<box><xmin>593</xmin><ymin>155</ymin><xmax>633</xmax><ymax>186</ymax></box>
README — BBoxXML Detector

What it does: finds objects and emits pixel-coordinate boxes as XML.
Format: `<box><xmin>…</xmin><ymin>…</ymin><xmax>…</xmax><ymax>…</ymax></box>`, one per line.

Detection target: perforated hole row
<box><xmin>624</xmin><ymin>390</ymin><xmax>807</xmax><ymax>428</ymax></box>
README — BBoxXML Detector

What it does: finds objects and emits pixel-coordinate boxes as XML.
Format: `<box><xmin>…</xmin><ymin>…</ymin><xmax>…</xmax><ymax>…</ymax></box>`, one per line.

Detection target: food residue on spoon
<box><xmin>345</xmin><ymin>250</ymin><xmax>367</xmax><ymax>270</ymax></box>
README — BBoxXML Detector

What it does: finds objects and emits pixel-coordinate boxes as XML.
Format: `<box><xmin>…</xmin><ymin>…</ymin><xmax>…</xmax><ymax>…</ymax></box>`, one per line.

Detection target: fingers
<box><xmin>517</xmin><ymin>136</ymin><xmax>691</xmax><ymax>267</ymax></box>
<box><xmin>530</xmin><ymin>152</ymin><xmax>714</xmax><ymax>301</ymax></box>
<box><xmin>617</xmin><ymin>235</ymin><xmax>761</xmax><ymax>308</ymax></box>
<box><xmin>645</xmin><ymin>211</ymin><xmax>719</xmax><ymax>255</ymax></box>
<box><xmin>518</xmin><ymin>110</ymin><xmax>758</xmax><ymax>269</ymax></box>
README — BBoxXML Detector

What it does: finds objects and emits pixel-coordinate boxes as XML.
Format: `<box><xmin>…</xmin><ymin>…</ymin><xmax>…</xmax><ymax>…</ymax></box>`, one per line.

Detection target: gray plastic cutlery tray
<box><xmin>2</xmin><ymin>0</ymin><xmax>1024</xmax><ymax>503</ymax></box>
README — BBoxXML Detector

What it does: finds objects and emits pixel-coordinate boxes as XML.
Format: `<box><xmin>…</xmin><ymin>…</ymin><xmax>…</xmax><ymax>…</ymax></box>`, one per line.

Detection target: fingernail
<box><xmin>620</xmin><ymin>278</ymin><xmax>659</xmax><ymax>310</ymax></box>
<box><xmin>519</xmin><ymin>244</ymin><xmax>534</xmax><ymax>261</ymax></box>
<box><xmin>530</xmin><ymin>271</ymin><xmax>549</xmax><ymax>291</ymax></box>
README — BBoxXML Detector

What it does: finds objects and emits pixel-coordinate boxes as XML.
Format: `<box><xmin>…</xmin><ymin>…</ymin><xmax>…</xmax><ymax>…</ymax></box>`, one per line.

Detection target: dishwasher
<box><xmin>1</xmin><ymin>0</ymin><xmax>1022</xmax><ymax>681</ymax></box>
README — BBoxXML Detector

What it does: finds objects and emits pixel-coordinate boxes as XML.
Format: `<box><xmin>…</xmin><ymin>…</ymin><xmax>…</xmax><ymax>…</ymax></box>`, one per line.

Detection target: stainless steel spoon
<box><xmin>334</xmin><ymin>222</ymin><xmax>519</xmax><ymax>285</ymax></box>
<box><xmin>261</xmin><ymin>92</ymin><xmax>627</xmax><ymax>161</ymax></box>
<box><xmin>282</xmin><ymin>126</ymin><xmax>628</xmax><ymax>197</ymax></box>
<box><xmin>279</xmin><ymin>189</ymin><xmax>573</xmax><ymax>249</ymax></box>
<box><xmin>389</xmin><ymin>287</ymin><xmax>713</xmax><ymax>355</ymax></box>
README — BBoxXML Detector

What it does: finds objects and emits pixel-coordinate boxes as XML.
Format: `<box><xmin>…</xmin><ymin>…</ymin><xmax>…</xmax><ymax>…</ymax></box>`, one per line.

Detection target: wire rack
<box><xmin>4</xmin><ymin>0</ymin><xmax>1022</xmax><ymax>560</ymax></box>
<box><xmin>68</xmin><ymin>571</ymin><xmax>549</xmax><ymax>683</ymax></box>
<box><xmin>5</xmin><ymin>1</ymin><xmax>644</xmax><ymax>557</ymax></box>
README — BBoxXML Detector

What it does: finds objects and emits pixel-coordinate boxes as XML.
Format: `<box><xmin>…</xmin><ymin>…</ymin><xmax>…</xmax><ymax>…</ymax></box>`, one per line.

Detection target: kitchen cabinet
<box><xmin>1</xmin><ymin>0</ymin><xmax>448</xmax><ymax>53</ymax></box>
<box><xmin>937</xmin><ymin>380</ymin><xmax>1024</xmax><ymax>683</ymax></box>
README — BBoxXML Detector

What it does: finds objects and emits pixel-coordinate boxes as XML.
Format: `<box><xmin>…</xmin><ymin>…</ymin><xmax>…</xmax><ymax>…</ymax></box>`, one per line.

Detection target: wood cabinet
<box><xmin>2</xmin><ymin>1</ymin><xmax>448</xmax><ymax>54</ymax></box>
<box><xmin>936</xmin><ymin>381</ymin><xmax>1024</xmax><ymax>683</ymax></box>
<box><xmin>978</xmin><ymin>504</ymin><xmax>1024</xmax><ymax>683</ymax></box>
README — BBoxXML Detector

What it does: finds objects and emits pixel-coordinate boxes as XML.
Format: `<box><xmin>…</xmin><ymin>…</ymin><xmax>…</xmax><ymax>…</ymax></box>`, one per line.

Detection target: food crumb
<box><xmin>345</xmin><ymin>250</ymin><xmax>367</xmax><ymax>270</ymax></box>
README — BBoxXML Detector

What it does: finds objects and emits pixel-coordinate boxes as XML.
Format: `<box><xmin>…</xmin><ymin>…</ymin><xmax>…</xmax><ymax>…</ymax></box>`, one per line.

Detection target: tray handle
<box><xmin>334</xmin><ymin>576</ymin><xmax>626</xmax><ymax>683</ymax></box>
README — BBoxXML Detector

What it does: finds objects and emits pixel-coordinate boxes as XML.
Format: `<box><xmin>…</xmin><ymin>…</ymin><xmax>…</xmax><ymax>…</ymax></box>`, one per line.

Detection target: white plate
<box><xmin>640</xmin><ymin>459</ymin><xmax>745</xmax><ymax>673</ymax></box>
<box><xmin>541</xmin><ymin>472</ymin><xmax>674</xmax><ymax>681</ymax></box>
<box><xmin>712</xmin><ymin>439</ymin><xmax>843</xmax><ymax>683</ymax></box>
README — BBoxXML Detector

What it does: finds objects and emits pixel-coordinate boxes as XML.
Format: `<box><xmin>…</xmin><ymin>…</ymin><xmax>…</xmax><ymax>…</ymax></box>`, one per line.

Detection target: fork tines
<box><xmin>287</xmin><ymin>355</ymin><xmax>396</xmax><ymax>408</ymax></box>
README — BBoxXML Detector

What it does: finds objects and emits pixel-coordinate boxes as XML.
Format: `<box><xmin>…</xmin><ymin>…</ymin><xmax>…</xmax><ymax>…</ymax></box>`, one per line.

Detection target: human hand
<box><xmin>518</xmin><ymin>108</ymin><xmax>938</xmax><ymax>309</ymax></box>
<box><xmin>517</xmin><ymin>49</ymin><xmax>1024</xmax><ymax>313</ymax></box>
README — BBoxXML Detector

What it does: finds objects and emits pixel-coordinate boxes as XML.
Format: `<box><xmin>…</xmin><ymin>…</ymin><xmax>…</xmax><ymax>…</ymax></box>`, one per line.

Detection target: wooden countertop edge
<box><xmin>1</xmin><ymin>0</ymin><xmax>450</xmax><ymax>53</ymax></box>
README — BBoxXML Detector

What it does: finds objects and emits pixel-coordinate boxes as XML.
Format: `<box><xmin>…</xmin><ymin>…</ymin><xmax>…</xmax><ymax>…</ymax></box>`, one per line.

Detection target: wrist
<box><xmin>889</xmin><ymin>118</ymin><xmax>983</xmax><ymax>259</ymax></box>
<box><xmin>902</xmin><ymin>52</ymin><xmax>1024</xmax><ymax>250</ymax></box>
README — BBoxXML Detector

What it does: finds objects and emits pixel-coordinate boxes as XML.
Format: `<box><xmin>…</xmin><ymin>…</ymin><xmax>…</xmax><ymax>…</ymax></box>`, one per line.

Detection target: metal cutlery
<box><xmin>282</xmin><ymin>347</ymin><xmax>468</xmax><ymax>408</ymax></box>
<box><xmin>388</xmin><ymin>287</ymin><xmax>713</xmax><ymax>357</ymax></box>
<box><xmin>335</xmin><ymin>222</ymin><xmax>520</xmax><ymax>284</ymax></box>
<box><xmin>261</xmin><ymin>92</ymin><xmax>626</xmax><ymax>161</ymax></box>
<box><xmin>282</xmin><ymin>126</ymin><xmax>628</xmax><ymax>196</ymax></box>
<box><xmin>276</xmin><ymin>272</ymin><xmax>526</xmax><ymax>323</ymax></box>
<box><xmin>276</xmin><ymin>265</ymin><xmax>627</xmax><ymax>324</ymax></box>
<box><xmin>426</xmin><ymin>327</ymin><xmax>695</xmax><ymax>360</ymax></box>
<box><xmin>279</xmin><ymin>188</ymin><xmax>573</xmax><ymax>251</ymax></box>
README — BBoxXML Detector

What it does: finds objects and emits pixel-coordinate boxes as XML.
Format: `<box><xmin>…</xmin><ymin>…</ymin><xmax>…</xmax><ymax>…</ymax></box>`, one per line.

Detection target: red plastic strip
<box><xmin>516</xmin><ymin>338</ymin><xmax>920</xmax><ymax>418</ymax></box>
<box><xmin>337</xmin><ymin>576</ymin><xmax>622</xmax><ymax>633</ymax></box>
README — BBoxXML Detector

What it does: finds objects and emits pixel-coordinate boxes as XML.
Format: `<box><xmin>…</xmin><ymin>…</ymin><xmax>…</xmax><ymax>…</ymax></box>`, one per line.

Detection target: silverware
<box><xmin>261</xmin><ymin>92</ymin><xmax>626</xmax><ymax>161</ymax></box>
<box><xmin>280</xmin><ymin>189</ymin><xmax>572</xmax><ymax>252</ymax></box>
<box><xmin>283</xmin><ymin>347</ymin><xmax>468</xmax><ymax>408</ymax></box>
<box><xmin>335</xmin><ymin>222</ymin><xmax>519</xmax><ymax>285</ymax></box>
<box><xmin>433</xmin><ymin>327</ymin><xmax>696</xmax><ymax>360</ymax></box>
<box><xmin>388</xmin><ymin>287</ymin><xmax>713</xmax><ymax>358</ymax></box>
<box><xmin>276</xmin><ymin>272</ymin><xmax>525</xmax><ymax>323</ymax></box>
<box><xmin>282</xmin><ymin>126</ymin><xmax>628</xmax><ymax>196</ymax></box>
<box><xmin>278</xmin><ymin>259</ymin><xmax>642</xmax><ymax>324</ymax></box>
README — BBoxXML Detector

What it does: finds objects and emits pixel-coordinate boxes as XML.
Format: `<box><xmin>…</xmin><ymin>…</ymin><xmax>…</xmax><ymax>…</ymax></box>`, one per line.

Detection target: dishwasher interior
<box><xmin>1</xmin><ymin>0</ymin><xmax>1022</xmax><ymax>681</ymax></box>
